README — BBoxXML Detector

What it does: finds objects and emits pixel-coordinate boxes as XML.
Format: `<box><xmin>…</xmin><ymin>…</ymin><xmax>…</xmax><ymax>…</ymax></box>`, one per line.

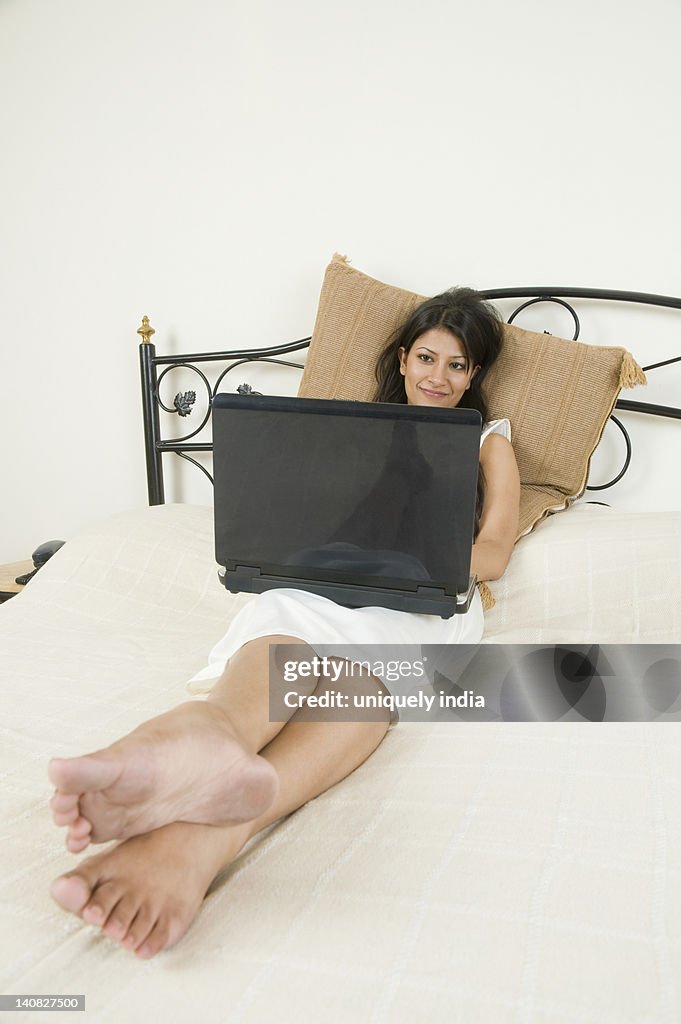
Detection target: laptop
<box><xmin>212</xmin><ymin>394</ymin><xmax>482</xmax><ymax>617</ymax></box>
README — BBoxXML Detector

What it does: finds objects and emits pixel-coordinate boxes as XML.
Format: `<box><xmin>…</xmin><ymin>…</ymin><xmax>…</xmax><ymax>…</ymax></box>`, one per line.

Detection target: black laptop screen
<box><xmin>212</xmin><ymin>395</ymin><xmax>481</xmax><ymax>595</ymax></box>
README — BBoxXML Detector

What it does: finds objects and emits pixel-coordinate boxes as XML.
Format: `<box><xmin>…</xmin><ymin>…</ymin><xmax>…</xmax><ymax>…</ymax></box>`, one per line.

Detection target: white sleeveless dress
<box><xmin>188</xmin><ymin>419</ymin><xmax>511</xmax><ymax>696</ymax></box>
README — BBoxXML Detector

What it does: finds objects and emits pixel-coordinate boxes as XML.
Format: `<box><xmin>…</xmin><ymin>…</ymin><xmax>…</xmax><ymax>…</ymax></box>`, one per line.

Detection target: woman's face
<box><xmin>398</xmin><ymin>327</ymin><xmax>479</xmax><ymax>408</ymax></box>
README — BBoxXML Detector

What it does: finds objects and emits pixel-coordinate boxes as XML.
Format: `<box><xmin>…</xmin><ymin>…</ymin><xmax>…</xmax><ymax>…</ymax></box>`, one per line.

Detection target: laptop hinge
<box><xmin>454</xmin><ymin>575</ymin><xmax>478</xmax><ymax>613</ymax></box>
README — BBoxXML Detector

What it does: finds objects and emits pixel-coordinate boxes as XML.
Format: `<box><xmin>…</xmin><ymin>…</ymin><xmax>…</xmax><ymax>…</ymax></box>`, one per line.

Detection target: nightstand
<box><xmin>0</xmin><ymin>560</ymin><xmax>34</xmax><ymax>603</ymax></box>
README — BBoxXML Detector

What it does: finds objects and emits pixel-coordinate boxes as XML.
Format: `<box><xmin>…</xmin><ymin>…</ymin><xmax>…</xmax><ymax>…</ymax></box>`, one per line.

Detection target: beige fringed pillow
<box><xmin>299</xmin><ymin>254</ymin><xmax>646</xmax><ymax>541</ymax></box>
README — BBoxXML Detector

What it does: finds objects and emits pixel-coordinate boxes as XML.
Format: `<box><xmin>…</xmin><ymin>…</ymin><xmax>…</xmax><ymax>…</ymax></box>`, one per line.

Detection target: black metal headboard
<box><xmin>138</xmin><ymin>287</ymin><xmax>681</xmax><ymax>506</ymax></box>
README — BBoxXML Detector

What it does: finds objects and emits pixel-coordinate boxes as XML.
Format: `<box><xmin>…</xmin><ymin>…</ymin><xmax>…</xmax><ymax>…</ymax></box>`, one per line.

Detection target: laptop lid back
<box><xmin>212</xmin><ymin>395</ymin><xmax>482</xmax><ymax>615</ymax></box>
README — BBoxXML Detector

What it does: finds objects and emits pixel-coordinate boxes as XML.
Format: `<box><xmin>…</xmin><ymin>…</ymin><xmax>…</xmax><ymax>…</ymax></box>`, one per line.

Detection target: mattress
<box><xmin>1</xmin><ymin>503</ymin><xmax>680</xmax><ymax>1023</ymax></box>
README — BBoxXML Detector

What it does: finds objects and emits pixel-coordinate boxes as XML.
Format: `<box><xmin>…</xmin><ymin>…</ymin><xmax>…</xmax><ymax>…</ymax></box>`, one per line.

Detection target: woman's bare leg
<box><xmin>50</xmin><ymin>659</ymin><xmax>391</xmax><ymax>958</ymax></box>
<box><xmin>48</xmin><ymin>636</ymin><xmax>354</xmax><ymax>849</ymax></box>
<box><xmin>48</xmin><ymin>635</ymin><xmax>315</xmax><ymax>849</ymax></box>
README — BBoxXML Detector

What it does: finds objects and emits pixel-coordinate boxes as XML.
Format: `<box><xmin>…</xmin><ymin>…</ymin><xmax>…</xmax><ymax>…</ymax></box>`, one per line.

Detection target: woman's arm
<box><xmin>470</xmin><ymin>434</ymin><xmax>520</xmax><ymax>582</ymax></box>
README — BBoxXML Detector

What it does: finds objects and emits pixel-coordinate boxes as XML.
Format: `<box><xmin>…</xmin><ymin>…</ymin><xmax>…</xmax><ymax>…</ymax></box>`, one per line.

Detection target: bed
<box><xmin>2</xmin><ymin>258</ymin><xmax>680</xmax><ymax>1023</ymax></box>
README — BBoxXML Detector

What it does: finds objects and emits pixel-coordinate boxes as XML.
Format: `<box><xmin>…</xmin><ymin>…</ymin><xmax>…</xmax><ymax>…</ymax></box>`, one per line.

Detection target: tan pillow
<box><xmin>299</xmin><ymin>254</ymin><xmax>646</xmax><ymax>538</ymax></box>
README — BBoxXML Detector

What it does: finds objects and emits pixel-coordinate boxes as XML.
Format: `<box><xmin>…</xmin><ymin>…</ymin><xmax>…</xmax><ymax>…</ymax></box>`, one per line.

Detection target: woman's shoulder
<box><xmin>480</xmin><ymin>418</ymin><xmax>511</xmax><ymax>446</ymax></box>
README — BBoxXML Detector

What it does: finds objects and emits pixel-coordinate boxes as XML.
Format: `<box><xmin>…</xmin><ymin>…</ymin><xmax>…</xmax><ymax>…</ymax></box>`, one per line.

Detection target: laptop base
<box><xmin>219</xmin><ymin>567</ymin><xmax>479</xmax><ymax>618</ymax></box>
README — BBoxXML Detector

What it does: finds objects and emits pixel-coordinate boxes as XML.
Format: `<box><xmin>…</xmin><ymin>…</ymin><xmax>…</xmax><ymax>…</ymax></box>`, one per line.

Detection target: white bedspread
<box><xmin>1</xmin><ymin>504</ymin><xmax>680</xmax><ymax>1023</ymax></box>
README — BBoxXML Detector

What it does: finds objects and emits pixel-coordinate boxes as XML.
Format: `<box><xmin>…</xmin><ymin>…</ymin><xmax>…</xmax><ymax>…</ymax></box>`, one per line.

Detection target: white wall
<box><xmin>2</xmin><ymin>0</ymin><xmax>680</xmax><ymax>562</ymax></box>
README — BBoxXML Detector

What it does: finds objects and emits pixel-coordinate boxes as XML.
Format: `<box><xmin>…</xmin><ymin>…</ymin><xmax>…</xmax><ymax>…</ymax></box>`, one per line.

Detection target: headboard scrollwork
<box><xmin>139</xmin><ymin>288</ymin><xmax>681</xmax><ymax>506</ymax></box>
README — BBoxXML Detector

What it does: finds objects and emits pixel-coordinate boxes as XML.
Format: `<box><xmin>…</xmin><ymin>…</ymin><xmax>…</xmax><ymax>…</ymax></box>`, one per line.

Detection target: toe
<box><xmin>67</xmin><ymin>837</ymin><xmax>91</xmax><ymax>854</ymax></box>
<box><xmin>68</xmin><ymin>816</ymin><xmax>93</xmax><ymax>838</ymax></box>
<box><xmin>102</xmin><ymin>913</ymin><xmax>127</xmax><ymax>942</ymax></box>
<box><xmin>50</xmin><ymin>873</ymin><xmax>92</xmax><ymax>914</ymax></box>
<box><xmin>50</xmin><ymin>791</ymin><xmax>80</xmax><ymax>814</ymax></box>
<box><xmin>66</xmin><ymin>830</ymin><xmax>92</xmax><ymax>854</ymax></box>
<box><xmin>53</xmin><ymin>807</ymin><xmax>80</xmax><ymax>827</ymax></box>
<box><xmin>101</xmin><ymin>893</ymin><xmax>141</xmax><ymax>943</ymax></box>
<box><xmin>135</xmin><ymin>919</ymin><xmax>171</xmax><ymax>959</ymax></box>
<box><xmin>48</xmin><ymin>755</ymin><xmax>121</xmax><ymax>795</ymax></box>
<box><xmin>82</xmin><ymin>880</ymin><xmax>124</xmax><ymax>928</ymax></box>
<box><xmin>122</xmin><ymin>903</ymin><xmax>158</xmax><ymax>951</ymax></box>
<box><xmin>136</xmin><ymin>909</ymin><xmax>190</xmax><ymax>958</ymax></box>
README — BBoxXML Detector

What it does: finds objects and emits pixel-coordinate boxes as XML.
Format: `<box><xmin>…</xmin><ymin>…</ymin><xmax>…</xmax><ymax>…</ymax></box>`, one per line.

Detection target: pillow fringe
<box><xmin>619</xmin><ymin>351</ymin><xmax>647</xmax><ymax>388</ymax></box>
<box><xmin>477</xmin><ymin>581</ymin><xmax>496</xmax><ymax>612</ymax></box>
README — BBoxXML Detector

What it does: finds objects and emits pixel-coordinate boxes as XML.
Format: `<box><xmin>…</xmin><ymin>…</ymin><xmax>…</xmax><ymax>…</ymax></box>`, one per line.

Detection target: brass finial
<box><xmin>137</xmin><ymin>315</ymin><xmax>156</xmax><ymax>345</ymax></box>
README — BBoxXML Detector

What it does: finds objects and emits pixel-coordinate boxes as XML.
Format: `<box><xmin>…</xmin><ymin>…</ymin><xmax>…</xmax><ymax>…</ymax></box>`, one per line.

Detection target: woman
<box><xmin>47</xmin><ymin>288</ymin><xmax>520</xmax><ymax>958</ymax></box>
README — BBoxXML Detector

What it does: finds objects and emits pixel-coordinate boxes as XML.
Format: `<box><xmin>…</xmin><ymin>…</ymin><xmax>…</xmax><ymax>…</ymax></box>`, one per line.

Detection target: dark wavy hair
<box><xmin>373</xmin><ymin>287</ymin><xmax>504</xmax><ymax>420</ymax></box>
<box><xmin>373</xmin><ymin>288</ymin><xmax>504</xmax><ymax>537</ymax></box>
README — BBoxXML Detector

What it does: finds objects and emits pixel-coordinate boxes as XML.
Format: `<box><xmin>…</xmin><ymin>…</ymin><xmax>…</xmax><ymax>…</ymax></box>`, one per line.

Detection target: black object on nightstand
<box><xmin>0</xmin><ymin>541</ymin><xmax>67</xmax><ymax>602</ymax></box>
<box><xmin>15</xmin><ymin>540</ymin><xmax>66</xmax><ymax>586</ymax></box>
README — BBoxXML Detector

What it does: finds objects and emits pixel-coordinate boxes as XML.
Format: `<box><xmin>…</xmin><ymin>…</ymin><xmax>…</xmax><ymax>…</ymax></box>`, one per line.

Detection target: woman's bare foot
<box><xmin>48</xmin><ymin>702</ymin><xmax>279</xmax><ymax>851</ymax></box>
<box><xmin>50</xmin><ymin>821</ymin><xmax>247</xmax><ymax>958</ymax></box>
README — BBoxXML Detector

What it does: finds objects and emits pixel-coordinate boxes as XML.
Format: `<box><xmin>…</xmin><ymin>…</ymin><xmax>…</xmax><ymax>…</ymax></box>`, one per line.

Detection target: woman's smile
<box><xmin>418</xmin><ymin>385</ymin><xmax>449</xmax><ymax>400</ymax></box>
